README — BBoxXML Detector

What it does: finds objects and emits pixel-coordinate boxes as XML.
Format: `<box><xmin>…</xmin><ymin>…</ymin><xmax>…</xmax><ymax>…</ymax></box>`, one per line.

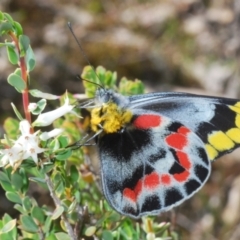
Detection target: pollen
<box><xmin>90</xmin><ymin>102</ymin><xmax>133</xmax><ymax>133</ymax></box>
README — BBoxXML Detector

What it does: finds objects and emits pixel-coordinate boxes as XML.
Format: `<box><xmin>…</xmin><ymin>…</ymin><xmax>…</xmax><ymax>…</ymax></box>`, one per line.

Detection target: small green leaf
<box><xmin>43</xmin><ymin>216</ymin><xmax>52</xmax><ymax>233</ymax></box>
<box><xmin>55</xmin><ymin>232</ymin><xmax>71</xmax><ymax>240</ymax></box>
<box><xmin>7</xmin><ymin>46</ymin><xmax>18</xmax><ymax>65</ymax></box>
<box><xmin>13</xmin><ymin>21</ymin><xmax>23</xmax><ymax>36</ymax></box>
<box><xmin>7</xmin><ymin>73</ymin><xmax>26</xmax><ymax>92</ymax></box>
<box><xmin>26</xmin><ymin>45</ymin><xmax>35</xmax><ymax>71</ymax></box>
<box><xmin>85</xmin><ymin>226</ymin><xmax>96</xmax><ymax>236</ymax></box>
<box><xmin>29</xmin><ymin>177</ymin><xmax>46</xmax><ymax>184</ymax></box>
<box><xmin>0</xmin><ymin>22</ymin><xmax>12</xmax><ymax>34</ymax></box>
<box><xmin>11</xmin><ymin>103</ymin><xmax>24</xmax><ymax>121</ymax></box>
<box><xmin>14</xmin><ymin>204</ymin><xmax>26</xmax><ymax>214</ymax></box>
<box><xmin>3</xmin><ymin>13</ymin><xmax>14</xmax><ymax>23</ymax></box>
<box><xmin>11</xmin><ymin>172</ymin><xmax>24</xmax><ymax>191</ymax></box>
<box><xmin>19</xmin><ymin>35</ymin><xmax>30</xmax><ymax>56</ymax></box>
<box><xmin>30</xmin><ymin>99</ymin><xmax>47</xmax><ymax>115</ymax></box>
<box><xmin>29</xmin><ymin>89</ymin><xmax>59</xmax><ymax>100</ymax></box>
<box><xmin>51</xmin><ymin>206</ymin><xmax>64</xmax><ymax>220</ymax></box>
<box><xmin>58</xmin><ymin>136</ymin><xmax>69</xmax><ymax>148</ymax></box>
<box><xmin>0</xmin><ymin>181</ymin><xmax>14</xmax><ymax>192</ymax></box>
<box><xmin>20</xmin><ymin>215</ymin><xmax>38</xmax><ymax>233</ymax></box>
<box><xmin>3</xmin><ymin>118</ymin><xmax>19</xmax><ymax>139</ymax></box>
<box><xmin>31</xmin><ymin>206</ymin><xmax>45</xmax><ymax>224</ymax></box>
<box><xmin>45</xmin><ymin>233</ymin><xmax>58</xmax><ymax>240</ymax></box>
<box><xmin>55</xmin><ymin>150</ymin><xmax>72</xmax><ymax>161</ymax></box>
<box><xmin>0</xmin><ymin>219</ymin><xmax>16</xmax><ymax>234</ymax></box>
<box><xmin>0</xmin><ymin>171</ymin><xmax>10</xmax><ymax>182</ymax></box>
<box><xmin>6</xmin><ymin>192</ymin><xmax>22</xmax><ymax>204</ymax></box>
<box><xmin>102</xmin><ymin>230</ymin><xmax>113</xmax><ymax>240</ymax></box>
<box><xmin>22</xmin><ymin>196</ymin><xmax>32</xmax><ymax>212</ymax></box>
<box><xmin>0</xmin><ymin>12</ymin><xmax>4</xmax><ymax>21</ymax></box>
<box><xmin>69</xmin><ymin>165</ymin><xmax>79</xmax><ymax>183</ymax></box>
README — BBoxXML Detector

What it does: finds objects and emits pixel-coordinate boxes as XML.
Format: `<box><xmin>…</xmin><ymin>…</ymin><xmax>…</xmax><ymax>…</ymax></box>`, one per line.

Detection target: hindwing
<box><xmin>98</xmin><ymin>112</ymin><xmax>210</xmax><ymax>218</ymax></box>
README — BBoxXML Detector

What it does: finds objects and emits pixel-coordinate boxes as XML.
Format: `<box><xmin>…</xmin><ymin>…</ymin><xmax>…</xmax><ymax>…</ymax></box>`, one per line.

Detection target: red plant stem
<box><xmin>9</xmin><ymin>32</ymin><xmax>32</xmax><ymax>132</ymax></box>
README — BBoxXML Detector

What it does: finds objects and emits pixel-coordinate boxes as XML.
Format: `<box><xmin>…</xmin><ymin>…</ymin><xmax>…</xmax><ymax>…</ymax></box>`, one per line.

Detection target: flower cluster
<box><xmin>0</xmin><ymin>96</ymin><xmax>74</xmax><ymax>168</ymax></box>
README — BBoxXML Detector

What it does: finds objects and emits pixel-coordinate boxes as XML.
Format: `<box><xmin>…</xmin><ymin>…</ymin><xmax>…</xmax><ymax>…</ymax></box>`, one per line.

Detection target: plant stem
<box><xmin>9</xmin><ymin>31</ymin><xmax>32</xmax><ymax>129</ymax></box>
<box><xmin>45</xmin><ymin>173</ymin><xmax>78</xmax><ymax>240</ymax></box>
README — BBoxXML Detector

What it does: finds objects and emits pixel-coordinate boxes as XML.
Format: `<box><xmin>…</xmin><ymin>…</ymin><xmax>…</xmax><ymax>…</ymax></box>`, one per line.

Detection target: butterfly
<box><xmin>81</xmin><ymin>87</ymin><xmax>240</xmax><ymax>219</ymax></box>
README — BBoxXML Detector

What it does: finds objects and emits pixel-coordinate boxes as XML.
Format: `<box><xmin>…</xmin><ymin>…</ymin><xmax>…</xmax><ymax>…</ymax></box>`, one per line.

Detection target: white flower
<box><xmin>40</xmin><ymin>128</ymin><xmax>64</xmax><ymax>141</ymax></box>
<box><xmin>0</xmin><ymin>120</ymin><xmax>45</xmax><ymax>167</ymax></box>
<box><xmin>33</xmin><ymin>97</ymin><xmax>75</xmax><ymax>127</ymax></box>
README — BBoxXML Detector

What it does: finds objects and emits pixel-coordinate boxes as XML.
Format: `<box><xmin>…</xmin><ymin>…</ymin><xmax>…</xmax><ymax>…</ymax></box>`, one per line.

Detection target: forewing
<box><xmin>129</xmin><ymin>92</ymin><xmax>240</xmax><ymax>161</ymax></box>
<box><xmin>98</xmin><ymin>113</ymin><xmax>210</xmax><ymax>218</ymax></box>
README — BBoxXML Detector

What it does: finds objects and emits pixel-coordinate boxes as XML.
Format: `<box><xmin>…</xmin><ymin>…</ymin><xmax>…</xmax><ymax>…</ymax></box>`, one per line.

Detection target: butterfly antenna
<box><xmin>68</xmin><ymin>22</ymin><xmax>104</xmax><ymax>88</ymax></box>
<box><xmin>76</xmin><ymin>75</ymin><xmax>103</xmax><ymax>89</ymax></box>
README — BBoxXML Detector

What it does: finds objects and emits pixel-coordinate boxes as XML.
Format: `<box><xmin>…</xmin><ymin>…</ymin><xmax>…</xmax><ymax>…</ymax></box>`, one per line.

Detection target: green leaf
<box><xmin>14</xmin><ymin>204</ymin><xmax>26</xmax><ymax>214</ymax></box>
<box><xmin>0</xmin><ymin>219</ymin><xmax>16</xmax><ymax>234</ymax></box>
<box><xmin>13</xmin><ymin>21</ymin><xmax>23</xmax><ymax>36</ymax></box>
<box><xmin>29</xmin><ymin>177</ymin><xmax>46</xmax><ymax>184</ymax></box>
<box><xmin>3</xmin><ymin>13</ymin><xmax>14</xmax><ymax>23</ymax></box>
<box><xmin>26</xmin><ymin>45</ymin><xmax>35</xmax><ymax>71</ymax></box>
<box><xmin>0</xmin><ymin>12</ymin><xmax>4</xmax><ymax>21</ymax></box>
<box><xmin>51</xmin><ymin>206</ymin><xmax>64</xmax><ymax>220</ymax></box>
<box><xmin>20</xmin><ymin>215</ymin><xmax>38</xmax><ymax>233</ymax></box>
<box><xmin>0</xmin><ymin>22</ymin><xmax>13</xmax><ymax>34</ymax></box>
<box><xmin>3</xmin><ymin>117</ymin><xmax>19</xmax><ymax>139</ymax></box>
<box><xmin>85</xmin><ymin>226</ymin><xmax>96</xmax><ymax>237</ymax></box>
<box><xmin>11</xmin><ymin>103</ymin><xmax>24</xmax><ymax>121</ymax></box>
<box><xmin>7</xmin><ymin>46</ymin><xmax>18</xmax><ymax>65</ymax></box>
<box><xmin>31</xmin><ymin>206</ymin><xmax>45</xmax><ymax>224</ymax></box>
<box><xmin>58</xmin><ymin>136</ymin><xmax>69</xmax><ymax>148</ymax></box>
<box><xmin>45</xmin><ymin>233</ymin><xmax>58</xmax><ymax>240</ymax></box>
<box><xmin>0</xmin><ymin>171</ymin><xmax>10</xmax><ymax>182</ymax></box>
<box><xmin>6</xmin><ymin>192</ymin><xmax>22</xmax><ymax>204</ymax></box>
<box><xmin>11</xmin><ymin>172</ymin><xmax>24</xmax><ymax>191</ymax></box>
<box><xmin>19</xmin><ymin>35</ymin><xmax>30</xmax><ymax>56</ymax></box>
<box><xmin>55</xmin><ymin>150</ymin><xmax>72</xmax><ymax>161</ymax></box>
<box><xmin>102</xmin><ymin>230</ymin><xmax>113</xmax><ymax>240</ymax></box>
<box><xmin>7</xmin><ymin>73</ymin><xmax>26</xmax><ymax>92</ymax></box>
<box><xmin>30</xmin><ymin>99</ymin><xmax>47</xmax><ymax>115</ymax></box>
<box><xmin>0</xmin><ymin>181</ymin><xmax>14</xmax><ymax>192</ymax></box>
<box><xmin>22</xmin><ymin>196</ymin><xmax>32</xmax><ymax>212</ymax></box>
<box><xmin>119</xmin><ymin>77</ymin><xmax>145</xmax><ymax>95</ymax></box>
<box><xmin>55</xmin><ymin>232</ymin><xmax>71</xmax><ymax>240</ymax></box>
<box><xmin>43</xmin><ymin>216</ymin><xmax>52</xmax><ymax>233</ymax></box>
<box><xmin>19</xmin><ymin>168</ymin><xmax>29</xmax><ymax>194</ymax></box>
<box><xmin>29</xmin><ymin>89</ymin><xmax>59</xmax><ymax>100</ymax></box>
<box><xmin>69</xmin><ymin>165</ymin><xmax>79</xmax><ymax>183</ymax></box>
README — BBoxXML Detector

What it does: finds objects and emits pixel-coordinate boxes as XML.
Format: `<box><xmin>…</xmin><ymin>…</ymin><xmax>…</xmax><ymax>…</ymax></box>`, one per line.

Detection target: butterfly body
<box><xmin>86</xmin><ymin>89</ymin><xmax>240</xmax><ymax>218</ymax></box>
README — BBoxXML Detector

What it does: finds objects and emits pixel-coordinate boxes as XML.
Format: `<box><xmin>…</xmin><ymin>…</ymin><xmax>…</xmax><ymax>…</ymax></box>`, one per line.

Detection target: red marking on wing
<box><xmin>123</xmin><ymin>172</ymin><xmax>162</xmax><ymax>202</ymax></box>
<box><xmin>178</xmin><ymin>126</ymin><xmax>190</xmax><ymax>135</ymax></box>
<box><xmin>134</xmin><ymin>179</ymin><xmax>143</xmax><ymax>198</ymax></box>
<box><xmin>144</xmin><ymin>172</ymin><xmax>160</xmax><ymax>189</ymax></box>
<box><xmin>123</xmin><ymin>188</ymin><xmax>136</xmax><ymax>202</ymax></box>
<box><xmin>161</xmin><ymin>174</ymin><xmax>171</xmax><ymax>185</ymax></box>
<box><xmin>174</xmin><ymin>171</ymin><xmax>190</xmax><ymax>182</ymax></box>
<box><xmin>134</xmin><ymin>115</ymin><xmax>161</xmax><ymax>129</ymax></box>
<box><xmin>165</xmin><ymin>134</ymin><xmax>187</xmax><ymax>150</ymax></box>
<box><xmin>165</xmin><ymin>126</ymin><xmax>191</xmax><ymax>150</ymax></box>
<box><xmin>176</xmin><ymin>151</ymin><xmax>191</xmax><ymax>170</ymax></box>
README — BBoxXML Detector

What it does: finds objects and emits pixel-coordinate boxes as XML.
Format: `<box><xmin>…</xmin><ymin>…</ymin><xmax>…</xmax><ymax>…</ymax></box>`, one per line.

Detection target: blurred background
<box><xmin>1</xmin><ymin>0</ymin><xmax>240</xmax><ymax>239</ymax></box>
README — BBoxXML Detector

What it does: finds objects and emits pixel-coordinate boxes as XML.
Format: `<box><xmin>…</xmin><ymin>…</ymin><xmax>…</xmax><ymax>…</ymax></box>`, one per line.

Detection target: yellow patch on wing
<box><xmin>91</xmin><ymin>102</ymin><xmax>133</xmax><ymax>133</ymax></box>
<box><xmin>208</xmin><ymin>131</ymin><xmax>235</xmax><ymax>151</ymax></box>
<box><xmin>205</xmin><ymin>144</ymin><xmax>218</xmax><ymax>161</ymax></box>
<box><xmin>226</xmin><ymin>128</ymin><xmax>240</xmax><ymax>143</ymax></box>
<box><xmin>229</xmin><ymin>102</ymin><xmax>240</xmax><ymax>114</ymax></box>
